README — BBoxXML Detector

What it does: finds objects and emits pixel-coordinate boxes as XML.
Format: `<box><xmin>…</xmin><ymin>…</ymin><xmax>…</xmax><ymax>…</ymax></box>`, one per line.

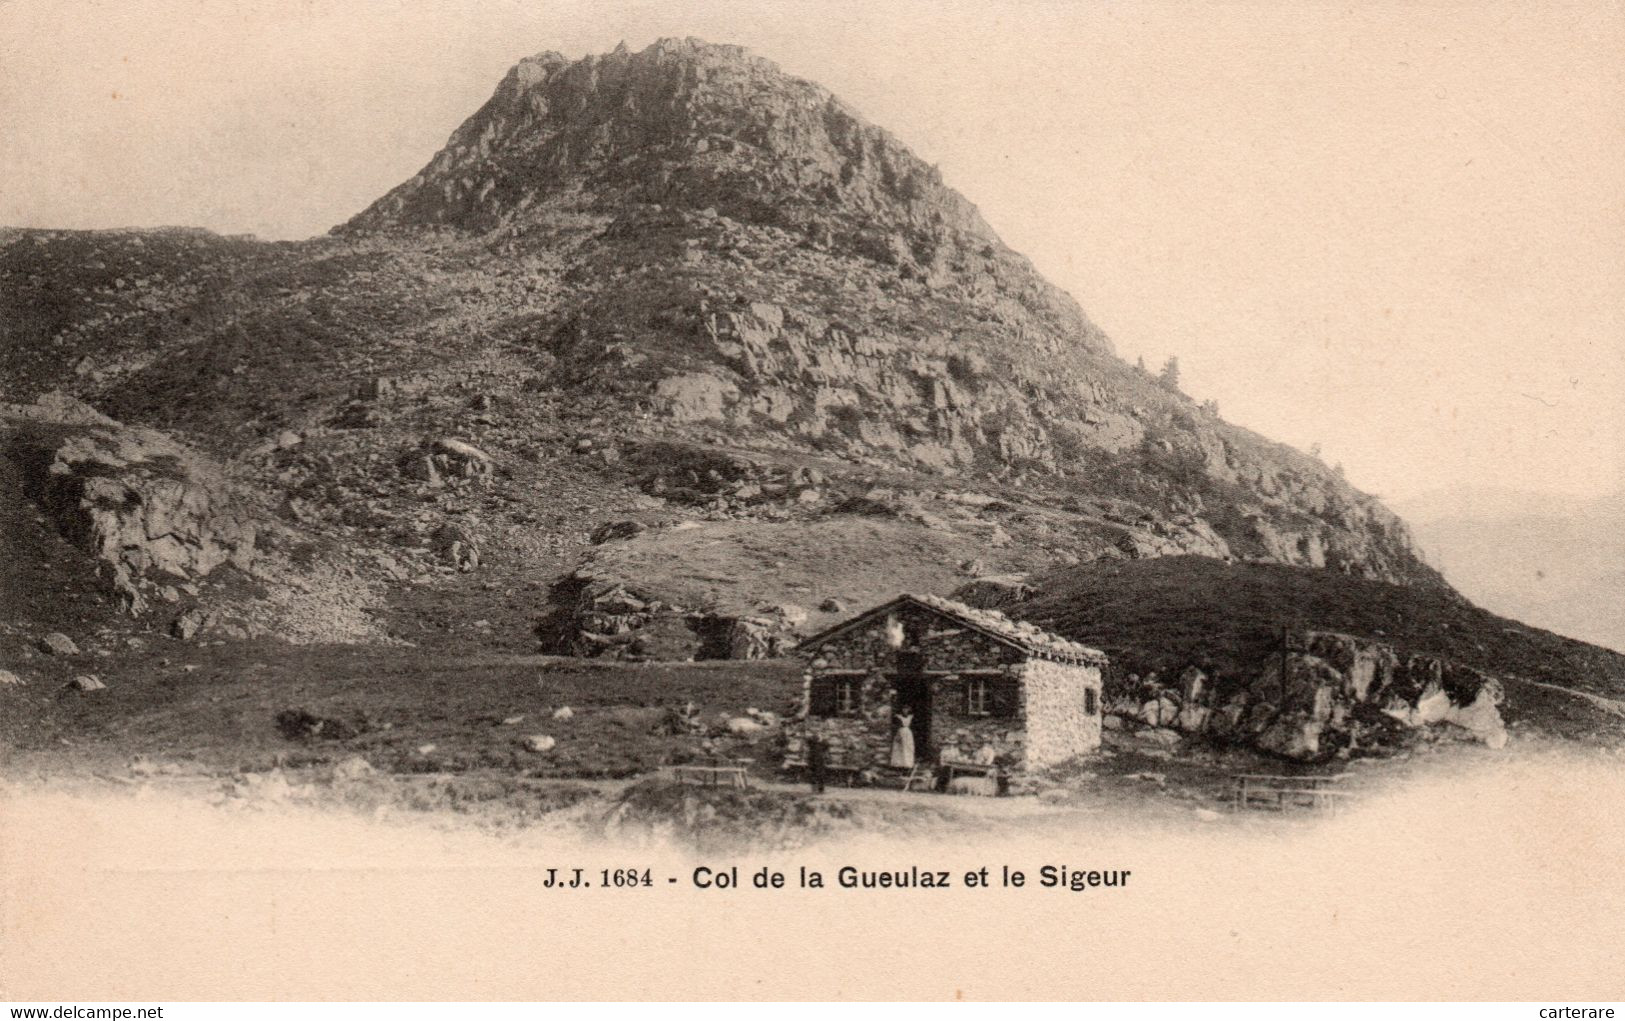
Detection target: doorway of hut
<box><xmin>888</xmin><ymin>674</ymin><xmax>932</xmax><ymax>769</ymax></box>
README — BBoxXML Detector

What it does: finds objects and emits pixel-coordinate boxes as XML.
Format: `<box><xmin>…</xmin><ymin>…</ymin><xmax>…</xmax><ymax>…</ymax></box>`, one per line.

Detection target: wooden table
<box><xmin>941</xmin><ymin>761</ymin><xmax>1004</xmax><ymax>795</ymax></box>
<box><xmin>781</xmin><ymin>758</ymin><xmax>863</xmax><ymax>787</ymax></box>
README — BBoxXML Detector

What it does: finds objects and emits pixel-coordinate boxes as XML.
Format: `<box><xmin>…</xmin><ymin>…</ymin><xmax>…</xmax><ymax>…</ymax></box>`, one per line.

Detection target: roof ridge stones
<box><xmin>908</xmin><ymin>593</ymin><xmax>1106</xmax><ymax>666</ymax></box>
<box><xmin>798</xmin><ymin>593</ymin><xmax>1106</xmax><ymax>666</ymax></box>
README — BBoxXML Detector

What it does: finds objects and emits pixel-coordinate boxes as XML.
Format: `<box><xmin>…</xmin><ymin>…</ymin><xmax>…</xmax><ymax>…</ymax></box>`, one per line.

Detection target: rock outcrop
<box><xmin>537</xmin><ymin>569</ymin><xmax>803</xmax><ymax>662</ymax></box>
<box><xmin>1111</xmin><ymin>629</ymin><xmax>1509</xmax><ymax>759</ymax></box>
<box><xmin>951</xmin><ymin>575</ymin><xmax>1036</xmax><ymax>609</ymax></box>
<box><xmin>4</xmin><ymin>395</ymin><xmax>256</xmax><ymax>613</ymax></box>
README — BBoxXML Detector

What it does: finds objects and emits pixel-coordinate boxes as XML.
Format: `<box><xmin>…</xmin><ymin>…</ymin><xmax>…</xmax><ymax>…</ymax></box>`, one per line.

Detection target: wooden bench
<box><xmin>672</xmin><ymin>759</ymin><xmax>753</xmax><ymax>789</ymax></box>
<box><xmin>1233</xmin><ymin>774</ymin><xmax>1351</xmax><ymax>813</ymax></box>
<box><xmin>900</xmin><ymin>762</ymin><xmax>931</xmax><ymax>792</ymax></box>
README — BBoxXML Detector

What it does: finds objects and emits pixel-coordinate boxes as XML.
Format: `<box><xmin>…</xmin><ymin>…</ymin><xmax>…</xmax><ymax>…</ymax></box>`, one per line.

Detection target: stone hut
<box><xmin>792</xmin><ymin>594</ymin><xmax>1107</xmax><ymax>776</ymax></box>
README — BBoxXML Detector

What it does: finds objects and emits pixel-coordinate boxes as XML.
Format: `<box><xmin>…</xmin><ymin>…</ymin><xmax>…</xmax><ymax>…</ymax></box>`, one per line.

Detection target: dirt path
<box><xmin>1515</xmin><ymin>675</ymin><xmax>1625</xmax><ymax>718</ymax></box>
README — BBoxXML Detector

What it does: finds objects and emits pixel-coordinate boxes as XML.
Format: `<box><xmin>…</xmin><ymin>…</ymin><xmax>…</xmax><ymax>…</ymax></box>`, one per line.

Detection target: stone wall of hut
<box><xmin>1020</xmin><ymin>659</ymin><xmax>1103</xmax><ymax>767</ymax></box>
<box><xmin>791</xmin><ymin>668</ymin><xmax>895</xmax><ymax>769</ymax></box>
<box><xmin>927</xmin><ymin>670</ymin><xmax>1027</xmax><ymax>767</ymax></box>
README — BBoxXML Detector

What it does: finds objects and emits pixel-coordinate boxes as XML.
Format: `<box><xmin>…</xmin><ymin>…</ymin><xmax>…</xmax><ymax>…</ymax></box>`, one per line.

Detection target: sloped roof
<box><xmin>797</xmin><ymin>594</ymin><xmax>1108</xmax><ymax>667</ymax></box>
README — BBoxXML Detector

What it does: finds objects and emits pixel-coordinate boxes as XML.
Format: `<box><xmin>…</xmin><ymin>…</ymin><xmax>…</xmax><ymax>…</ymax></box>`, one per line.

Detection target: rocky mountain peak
<box><xmin>343</xmin><ymin>38</ymin><xmax>1113</xmax><ymax>369</ymax></box>
<box><xmin>342</xmin><ymin>37</ymin><xmax>995</xmax><ymax>243</ymax></box>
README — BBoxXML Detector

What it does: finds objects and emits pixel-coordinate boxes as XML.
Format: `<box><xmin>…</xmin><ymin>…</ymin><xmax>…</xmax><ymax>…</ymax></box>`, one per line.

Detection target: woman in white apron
<box><xmin>890</xmin><ymin>710</ymin><xmax>915</xmax><ymax>768</ymax></box>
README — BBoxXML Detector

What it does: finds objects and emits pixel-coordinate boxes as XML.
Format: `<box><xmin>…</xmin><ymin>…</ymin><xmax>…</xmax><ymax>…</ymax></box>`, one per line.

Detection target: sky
<box><xmin>2</xmin><ymin>0</ymin><xmax>1621</xmax><ymax>505</ymax></box>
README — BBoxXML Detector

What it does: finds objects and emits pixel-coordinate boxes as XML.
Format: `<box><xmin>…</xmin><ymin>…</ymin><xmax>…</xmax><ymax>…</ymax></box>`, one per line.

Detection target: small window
<box><xmin>965</xmin><ymin>677</ymin><xmax>991</xmax><ymax>717</ymax></box>
<box><xmin>1084</xmin><ymin>687</ymin><xmax>1098</xmax><ymax>715</ymax></box>
<box><xmin>962</xmin><ymin>675</ymin><xmax>1016</xmax><ymax>718</ymax></box>
<box><xmin>810</xmin><ymin>675</ymin><xmax>863</xmax><ymax>718</ymax></box>
<box><xmin>834</xmin><ymin>678</ymin><xmax>859</xmax><ymax>716</ymax></box>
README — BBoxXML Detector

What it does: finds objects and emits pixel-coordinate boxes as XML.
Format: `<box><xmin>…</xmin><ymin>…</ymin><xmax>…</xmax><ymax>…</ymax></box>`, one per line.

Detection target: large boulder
<box><xmin>430</xmin><ymin>438</ymin><xmax>494</xmax><ymax>480</ymax></box>
<box><xmin>1139</xmin><ymin>694</ymin><xmax>1180</xmax><ymax>727</ymax></box>
<box><xmin>654</xmin><ymin>372</ymin><xmax>738</xmax><ymax>423</ymax></box>
<box><xmin>171</xmin><ymin>608</ymin><xmax>206</xmax><ymax>640</ymax></box>
<box><xmin>540</xmin><ymin>566</ymin><xmax>802</xmax><ymax>662</ymax></box>
<box><xmin>431</xmin><ymin>521</ymin><xmax>480</xmax><ymax>571</ymax></box>
<box><xmin>38</xmin><ymin>632</ymin><xmax>80</xmax><ymax>656</ymax></box>
<box><xmin>1443</xmin><ymin>684</ymin><xmax>1509</xmax><ymax>748</ymax></box>
<box><xmin>1254</xmin><ymin>713</ymin><xmax>1323</xmax><ymax>759</ymax></box>
<box><xmin>723</xmin><ymin>616</ymin><xmax>782</xmax><ymax>660</ymax></box>
<box><xmin>399</xmin><ymin>437</ymin><xmax>494</xmax><ymax>486</ymax></box>
<box><xmin>541</xmin><ymin>572</ymin><xmax>689</xmax><ymax>660</ymax></box>
<box><xmin>757</xmin><ymin>602</ymin><xmax>808</xmax><ymax>628</ymax></box>
<box><xmin>950</xmin><ymin>574</ymin><xmax>1034</xmax><ymax>609</ymax></box>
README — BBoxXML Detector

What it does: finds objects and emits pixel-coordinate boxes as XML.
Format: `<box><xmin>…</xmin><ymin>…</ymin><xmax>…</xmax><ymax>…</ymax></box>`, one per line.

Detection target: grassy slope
<box><xmin>0</xmin><ymin>639</ymin><xmax>802</xmax><ymax>780</ymax></box>
<box><xmin>584</xmin><ymin>514</ymin><xmax>1034</xmax><ymax>623</ymax></box>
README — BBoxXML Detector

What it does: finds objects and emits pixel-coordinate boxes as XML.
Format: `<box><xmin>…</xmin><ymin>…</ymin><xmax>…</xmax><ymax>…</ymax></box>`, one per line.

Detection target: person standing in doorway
<box><xmin>891</xmin><ymin>709</ymin><xmax>915</xmax><ymax>769</ymax></box>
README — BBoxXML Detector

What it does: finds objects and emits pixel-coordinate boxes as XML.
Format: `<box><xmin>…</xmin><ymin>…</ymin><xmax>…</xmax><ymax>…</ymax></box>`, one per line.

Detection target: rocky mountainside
<box><xmin>337</xmin><ymin>38</ymin><xmax>1425</xmax><ymax>578</ymax></box>
<box><xmin>2</xmin><ymin>38</ymin><xmax>1451</xmax><ymax>666</ymax></box>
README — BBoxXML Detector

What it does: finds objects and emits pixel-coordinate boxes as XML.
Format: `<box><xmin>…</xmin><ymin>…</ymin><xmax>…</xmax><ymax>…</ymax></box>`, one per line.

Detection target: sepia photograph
<box><xmin>1</xmin><ymin>0</ymin><xmax>1621</xmax><ymax>1006</ymax></box>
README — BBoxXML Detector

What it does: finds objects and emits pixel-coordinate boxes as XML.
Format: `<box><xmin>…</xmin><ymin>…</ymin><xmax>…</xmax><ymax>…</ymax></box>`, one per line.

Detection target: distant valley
<box><xmin>1398</xmin><ymin>487</ymin><xmax>1625</xmax><ymax>653</ymax></box>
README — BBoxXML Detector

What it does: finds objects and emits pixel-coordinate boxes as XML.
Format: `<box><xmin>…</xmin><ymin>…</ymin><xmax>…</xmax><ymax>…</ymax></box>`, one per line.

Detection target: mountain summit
<box><xmin>348</xmin><ymin>38</ymin><xmax>997</xmax><ymax>245</ymax></box>
<box><xmin>345</xmin><ymin>38</ymin><xmax>1114</xmax><ymax>361</ymax></box>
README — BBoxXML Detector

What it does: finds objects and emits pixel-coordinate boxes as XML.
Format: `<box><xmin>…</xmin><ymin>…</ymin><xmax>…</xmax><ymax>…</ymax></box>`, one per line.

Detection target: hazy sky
<box><xmin>2</xmin><ymin>0</ymin><xmax>1621</xmax><ymax>504</ymax></box>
